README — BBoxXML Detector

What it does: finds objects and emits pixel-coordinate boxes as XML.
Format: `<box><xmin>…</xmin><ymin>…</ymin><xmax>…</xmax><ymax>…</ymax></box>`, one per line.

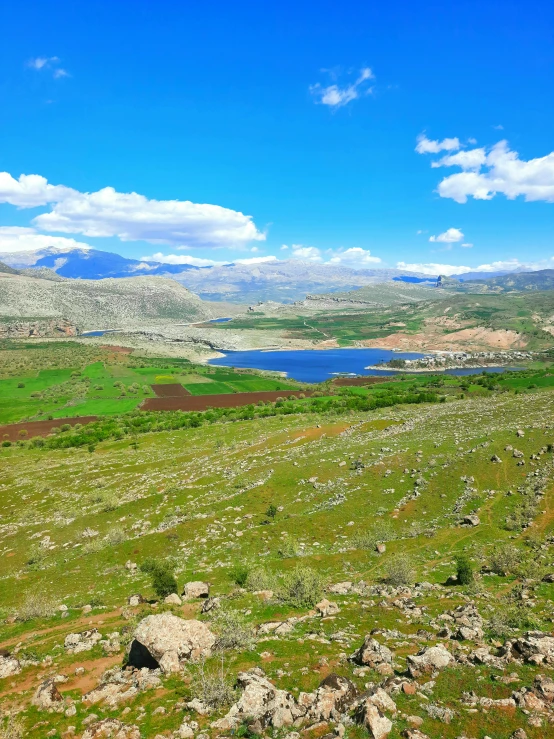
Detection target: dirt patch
<box><xmin>100</xmin><ymin>345</ymin><xmax>133</xmax><ymax>354</ymax></box>
<box><xmin>151</xmin><ymin>383</ymin><xmax>191</xmax><ymax>397</ymax></box>
<box><xmin>0</xmin><ymin>416</ymin><xmax>97</xmax><ymax>442</ymax></box>
<box><xmin>361</xmin><ymin>325</ymin><xmax>527</xmax><ymax>352</ymax></box>
<box><xmin>141</xmin><ymin>390</ymin><xmax>309</xmax><ymax>412</ymax></box>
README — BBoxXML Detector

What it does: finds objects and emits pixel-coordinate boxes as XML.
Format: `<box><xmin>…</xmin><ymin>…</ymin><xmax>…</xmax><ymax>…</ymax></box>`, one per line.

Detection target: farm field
<box><xmin>2</xmin><ymin>341</ymin><xmax>554</xmax><ymax>737</ymax></box>
<box><xmin>0</xmin><ymin>342</ymin><xmax>298</xmax><ymax>425</ymax></box>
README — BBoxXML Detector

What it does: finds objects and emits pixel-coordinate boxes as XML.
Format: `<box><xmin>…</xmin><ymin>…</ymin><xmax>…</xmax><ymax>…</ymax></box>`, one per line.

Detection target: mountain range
<box><xmin>0</xmin><ymin>246</ymin><xmax>527</xmax><ymax>303</ymax></box>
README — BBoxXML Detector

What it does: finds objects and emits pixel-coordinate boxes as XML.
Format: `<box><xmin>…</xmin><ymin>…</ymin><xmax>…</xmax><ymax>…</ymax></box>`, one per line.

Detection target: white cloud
<box><xmin>396</xmin><ymin>258</ymin><xmax>542</xmax><ymax>276</ymax></box>
<box><xmin>142</xmin><ymin>252</ymin><xmax>224</xmax><ymax>267</ymax></box>
<box><xmin>415</xmin><ymin>134</ymin><xmax>461</xmax><ymax>154</ymax></box>
<box><xmin>0</xmin><ymin>171</ymin><xmax>265</xmax><ymax>248</ymax></box>
<box><xmin>27</xmin><ymin>56</ymin><xmax>69</xmax><ymax>78</ymax></box>
<box><xmin>429</xmin><ymin>227</ymin><xmax>464</xmax><ymax>243</ymax></box>
<box><xmin>328</xmin><ymin>247</ymin><xmax>381</xmax><ymax>266</ymax></box>
<box><xmin>310</xmin><ymin>67</ymin><xmax>374</xmax><ymax>108</ymax></box>
<box><xmin>280</xmin><ymin>244</ymin><xmax>289</xmax><ymax>250</ymax></box>
<box><xmin>290</xmin><ymin>245</ymin><xmax>322</xmax><ymax>261</ymax></box>
<box><xmin>234</xmin><ymin>256</ymin><xmax>279</xmax><ymax>265</ymax></box>
<box><xmin>431</xmin><ymin>148</ymin><xmax>486</xmax><ymax>171</ymax></box>
<box><xmin>461</xmin><ymin>243</ymin><xmax>473</xmax><ymax>248</ymax></box>
<box><xmin>0</xmin><ymin>226</ymin><xmax>91</xmax><ymax>254</ymax></box>
<box><xmin>421</xmin><ymin>139</ymin><xmax>554</xmax><ymax>204</ymax></box>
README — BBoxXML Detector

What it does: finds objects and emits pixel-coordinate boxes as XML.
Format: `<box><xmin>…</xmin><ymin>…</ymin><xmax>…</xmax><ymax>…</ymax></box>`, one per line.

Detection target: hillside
<box><xmin>2</xmin><ymin>342</ymin><xmax>554</xmax><ymax>738</ymax></box>
<box><xmin>458</xmin><ymin>269</ymin><xmax>554</xmax><ymax>293</ymax></box>
<box><xmin>0</xmin><ymin>271</ymin><xmax>239</xmax><ymax>330</ymax></box>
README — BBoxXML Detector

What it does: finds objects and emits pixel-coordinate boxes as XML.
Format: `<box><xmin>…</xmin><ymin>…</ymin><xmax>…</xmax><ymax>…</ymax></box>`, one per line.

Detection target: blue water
<box><xmin>81</xmin><ymin>330</ymin><xmax>119</xmax><ymax>337</ymax></box>
<box><xmin>209</xmin><ymin>317</ymin><xmax>233</xmax><ymax>323</ymax></box>
<box><xmin>208</xmin><ymin>348</ymin><xmax>519</xmax><ymax>383</ymax></box>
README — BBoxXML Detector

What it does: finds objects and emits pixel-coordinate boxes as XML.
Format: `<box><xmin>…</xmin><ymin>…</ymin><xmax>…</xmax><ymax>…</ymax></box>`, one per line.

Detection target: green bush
<box><xmin>230</xmin><ymin>564</ymin><xmax>249</xmax><ymax>587</ymax></box>
<box><xmin>266</xmin><ymin>503</ymin><xmax>278</xmax><ymax>519</ymax></box>
<box><xmin>140</xmin><ymin>557</ymin><xmax>178</xmax><ymax>599</ymax></box>
<box><xmin>488</xmin><ymin>544</ymin><xmax>522</xmax><ymax>576</ymax></box>
<box><xmin>245</xmin><ymin>565</ymin><xmax>274</xmax><ymax>591</ymax></box>
<box><xmin>279</xmin><ymin>565</ymin><xmax>323</xmax><ymax>607</ymax></box>
<box><xmin>212</xmin><ymin>607</ymin><xmax>255</xmax><ymax>650</ymax></box>
<box><xmin>456</xmin><ymin>555</ymin><xmax>474</xmax><ymax>585</ymax></box>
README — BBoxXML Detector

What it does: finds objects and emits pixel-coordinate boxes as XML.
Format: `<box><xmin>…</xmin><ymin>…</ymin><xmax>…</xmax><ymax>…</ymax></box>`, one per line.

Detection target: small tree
<box><xmin>265</xmin><ymin>503</ymin><xmax>278</xmax><ymax>519</ymax></box>
<box><xmin>140</xmin><ymin>558</ymin><xmax>178</xmax><ymax>599</ymax></box>
<box><xmin>384</xmin><ymin>554</ymin><xmax>415</xmax><ymax>587</ymax></box>
<box><xmin>456</xmin><ymin>554</ymin><xmax>474</xmax><ymax>585</ymax></box>
<box><xmin>279</xmin><ymin>565</ymin><xmax>323</xmax><ymax>607</ymax></box>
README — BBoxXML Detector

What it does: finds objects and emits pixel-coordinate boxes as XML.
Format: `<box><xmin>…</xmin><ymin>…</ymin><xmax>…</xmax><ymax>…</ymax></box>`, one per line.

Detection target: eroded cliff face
<box><xmin>0</xmin><ymin>319</ymin><xmax>78</xmax><ymax>338</ymax></box>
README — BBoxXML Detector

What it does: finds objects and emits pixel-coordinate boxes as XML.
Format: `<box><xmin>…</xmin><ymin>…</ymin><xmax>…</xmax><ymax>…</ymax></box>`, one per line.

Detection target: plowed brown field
<box><xmin>151</xmin><ymin>383</ymin><xmax>190</xmax><ymax>397</ymax></box>
<box><xmin>0</xmin><ymin>416</ymin><xmax>98</xmax><ymax>442</ymax></box>
<box><xmin>141</xmin><ymin>390</ymin><xmax>308</xmax><ymax>412</ymax></box>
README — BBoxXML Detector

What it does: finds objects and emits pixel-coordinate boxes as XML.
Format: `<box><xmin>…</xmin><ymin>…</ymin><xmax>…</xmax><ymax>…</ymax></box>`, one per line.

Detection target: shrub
<box><xmin>17</xmin><ymin>382</ymin><xmax>25</xmax><ymax>388</ymax></box>
<box><xmin>266</xmin><ymin>503</ymin><xmax>278</xmax><ymax>519</ymax></box>
<box><xmin>82</xmin><ymin>538</ymin><xmax>105</xmax><ymax>554</ymax></box>
<box><xmin>488</xmin><ymin>602</ymin><xmax>541</xmax><ymax>638</ymax></box>
<box><xmin>245</xmin><ymin>565</ymin><xmax>274</xmax><ymax>591</ymax></box>
<box><xmin>26</xmin><ymin>544</ymin><xmax>45</xmax><ymax>570</ymax></box>
<box><xmin>230</xmin><ymin>564</ymin><xmax>249</xmax><ymax>587</ymax></box>
<box><xmin>488</xmin><ymin>544</ymin><xmax>522</xmax><ymax>576</ymax></box>
<box><xmin>279</xmin><ymin>565</ymin><xmax>323</xmax><ymax>607</ymax></box>
<box><xmin>140</xmin><ymin>557</ymin><xmax>178</xmax><ymax>599</ymax></box>
<box><xmin>352</xmin><ymin>522</ymin><xmax>395</xmax><ymax>550</ymax></box>
<box><xmin>13</xmin><ymin>592</ymin><xmax>57</xmax><ymax>622</ymax></box>
<box><xmin>212</xmin><ymin>607</ymin><xmax>255</xmax><ymax>651</ymax></box>
<box><xmin>191</xmin><ymin>659</ymin><xmax>235</xmax><ymax>709</ymax></box>
<box><xmin>277</xmin><ymin>537</ymin><xmax>301</xmax><ymax>559</ymax></box>
<box><xmin>105</xmin><ymin>526</ymin><xmax>126</xmax><ymax>546</ymax></box>
<box><xmin>456</xmin><ymin>555</ymin><xmax>474</xmax><ymax>585</ymax></box>
<box><xmin>384</xmin><ymin>554</ymin><xmax>415</xmax><ymax>587</ymax></box>
<box><xmin>2</xmin><ymin>441</ymin><xmax>11</xmax><ymax>448</ymax></box>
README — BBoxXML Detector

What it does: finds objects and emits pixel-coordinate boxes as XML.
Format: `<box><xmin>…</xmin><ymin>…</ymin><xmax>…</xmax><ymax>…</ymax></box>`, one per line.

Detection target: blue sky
<box><xmin>0</xmin><ymin>0</ymin><xmax>553</xmax><ymax>275</ymax></box>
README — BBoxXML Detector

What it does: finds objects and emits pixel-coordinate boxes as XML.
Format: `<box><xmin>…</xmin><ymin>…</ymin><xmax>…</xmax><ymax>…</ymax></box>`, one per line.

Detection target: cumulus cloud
<box><xmin>0</xmin><ymin>226</ymin><xmax>91</xmax><ymax>254</ymax></box>
<box><xmin>415</xmin><ymin>134</ymin><xmax>461</xmax><ymax>154</ymax></box>
<box><xmin>429</xmin><ymin>227</ymin><xmax>464</xmax><ymax>243</ymax></box>
<box><xmin>288</xmin><ymin>245</ymin><xmax>322</xmax><ymax>261</ymax></box>
<box><xmin>328</xmin><ymin>247</ymin><xmax>382</xmax><ymax>266</ymax></box>
<box><xmin>0</xmin><ymin>171</ymin><xmax>265</xmax><ymax>249</ymax></box>
<box><xmin>142</xmin><ymin>253</ymin><xmax>279</xmax><ymax>267</ymax></box>
<box><xmin>310</xmin><ymin>67</ymin><xmax>374</xmax><ymax>108</ymax></box>
<box><xmin>234</xmin><ymin>256</ymin><xmax>279</xmax><ymax>265</ymax></box>
<box><xmin>419</xmin><ymin>138</ymin><xmax>554</xmax><ymax>204</ymax></box>
<box><xmin>396</xmin><ymin>258</ymin><xmax>542</xmax><ymax>276</ymax></box>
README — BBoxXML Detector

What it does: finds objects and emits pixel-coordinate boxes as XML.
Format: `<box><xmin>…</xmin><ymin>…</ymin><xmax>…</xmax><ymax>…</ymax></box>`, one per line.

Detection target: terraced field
<box><xmin>2</xmin><ymin>346</ymin><xmax>554</xmax><ymax>738</ymax></box>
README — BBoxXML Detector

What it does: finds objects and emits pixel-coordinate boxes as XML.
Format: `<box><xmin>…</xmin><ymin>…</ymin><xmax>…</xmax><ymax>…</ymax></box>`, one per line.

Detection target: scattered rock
<box><xmin>81</xmin><ymin>719</ymin><xmax>141</xmax><ymax>738</ymax></box>
<box><xmin>64</xmin><ymin>629</ymin><xmax>102</xmax><ymax>653</ymax></box>
<box><xmin>328</xmin><ymin>582</ymin><xmax>352</xmax><ymax>595</ymax></box>
<box><xmin>83</xmin><ymin>666</ymin><xmax>161</xmax><ymax>707</ymax></box>
<box><xmin>463</xmin><ymin>514</ymin><xmax>480</xmax><ymax>527</ymax></box>
<box><xmin>127</xmin><ymin>595</ymin><xmax>143</xmax><ymax>606</ymax></box>
<box><xmin>354</xmin><ymin>701</ymin><xmax>392</xmax><ymax>739</ymax></box>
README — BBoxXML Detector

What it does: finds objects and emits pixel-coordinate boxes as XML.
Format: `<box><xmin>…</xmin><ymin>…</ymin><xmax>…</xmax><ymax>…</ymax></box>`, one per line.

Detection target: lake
<box><xmin>81</xmin><ymin>330</ymin><xmax>120</xmax><ymax>337</ymax></box>
<box><xmin>208</xmin><ymin>348</ymin><xmax>519</xmax><ymax>383</ymax></box>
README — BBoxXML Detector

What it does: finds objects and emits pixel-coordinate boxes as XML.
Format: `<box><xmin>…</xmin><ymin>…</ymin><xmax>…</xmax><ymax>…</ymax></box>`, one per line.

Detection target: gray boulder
<box><xmin>407</xmin><ymin>645</ymin><xmax>453</xmax><ymax>677</ymax></box>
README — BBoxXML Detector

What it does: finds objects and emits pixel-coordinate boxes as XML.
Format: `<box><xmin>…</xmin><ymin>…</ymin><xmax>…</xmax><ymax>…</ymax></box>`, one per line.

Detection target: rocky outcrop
<box><xmin>129</xmin><ymin>613</ymin><xmax>215</xmax><ymax>673</ymax></box>
<box><xmin>64</xmin><ymin>628</ymin><xmax>102</xmax><ymax>653</ymax></box>
<box><xmin>0</xmin><ymin>653</ymin><xmax>21</xmax><ymax>678</ymax></box>
<box><xmin>83</xmin><ymin>666</ymin><xmax>161</xmax><ymax>707</ymax></box>
<box><xmin>182</xmin><ymin>581</ymin><xmax>210</xmax><ymax>599</ymax></box>
<box><xmin>31</xmin><ymin>678</ymin><xmax>65</xmax><ymax>712</ymax></box>
<box><xmin>503</xmin><ymin>632</ymin><xmax>554</xmax><ymax>665</ymax></box>
<box><xmin>213</xmin><ymin>669</ymin><xmax>359</xmax><ymax>732</ymax></box>
<box><xmin>0</xmin><ymin>318</ymin><xmax>77</xmax><ymax>339</ymax></box>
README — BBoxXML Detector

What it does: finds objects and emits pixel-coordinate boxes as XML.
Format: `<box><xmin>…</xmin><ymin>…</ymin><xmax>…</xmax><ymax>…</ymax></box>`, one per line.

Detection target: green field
<box><xmin>0</xmin><ymin>343</ymin><xmax>298</xmax><ymax>424</ymax></box>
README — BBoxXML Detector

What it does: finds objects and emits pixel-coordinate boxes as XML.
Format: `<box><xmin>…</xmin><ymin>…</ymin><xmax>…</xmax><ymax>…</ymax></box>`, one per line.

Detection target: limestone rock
<box><xmin>328</xmin><ymin>582</ymin><xmax>352</xmax><ymax>595</ymax></box>
<box><xmin>182</xmin><ymin>581</ymin><xmax>209</xmax><ymax>599</ymax></box>
<box><xmin>354</xmin><ymin>700</ymin><xmax>393</xmax><ymax>739</ymax></box>
<box><xmin>83</xmin><ymin>666</ymin><xmax>161</xmax><ymax>707</ymax></box>
<box><xmin>64</xmin><ymin>629</ymin><xmax>102</xmax><ymax>653</ymax></box>
<box><xmin>505</xmin><ymin>632</ymin><xmax>554</xmax><ymax>665</ymax></box>
<box><xmin>315</xmin><ymin>599</ymin><xmax>340</xmax><ymax>617</ymax></box>
<box><xmin>164</xmin><ymin>593</ymin><xmax>182</xmax><ymax>606</ymax></box>
<box><xmin>463</xmin><ymin>514</ymin><xmax>480</xmax><ymax>526</ymax></box>
<box><xmin>31</xmin><ymin>678</ymin><xmax>64</xmax><ymax>712</ymax></box>
<box><xmin>350</xmin><ymin>636</ymin><xmax>393</xmax><ymax>669</ymax></box>
<box><xmin>0</xmin><ymin>653</ymin><xmax>21</xmax><ymax>678</ymax></box>
<box><xmin>130</xmin><ymin>613</ymin><xmax>215</xmax><ymax>673</ymax></box>
<box><xmin>407</xmin><ymin>645</ymin><xmax>453</xmax><ymax>677</ymax></box>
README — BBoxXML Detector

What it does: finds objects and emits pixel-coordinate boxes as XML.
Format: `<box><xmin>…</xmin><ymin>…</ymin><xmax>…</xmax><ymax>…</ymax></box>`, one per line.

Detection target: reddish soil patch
<box><xmin>151</xmin><ymin>383</ymin><xmax>190</xmax><ymax>397</ymax></box>
<box><xmin>0</xmin><ymin>416</ymin><xmax>97</xmax><ymax>442</ymax></box>
<box><xmin>332</xmin><ymin>376</ymin><xmax>392</xmax><ymax>387</ymax></box>
<box><xmin>141</xmin><ymin>390</ymin><xmax>309</xmax><ymax>412</ymax></box>
<box><xmin>100</xmin><ymin>345</ymin><xmax>133</xmax><ymax>353</ymax></box>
